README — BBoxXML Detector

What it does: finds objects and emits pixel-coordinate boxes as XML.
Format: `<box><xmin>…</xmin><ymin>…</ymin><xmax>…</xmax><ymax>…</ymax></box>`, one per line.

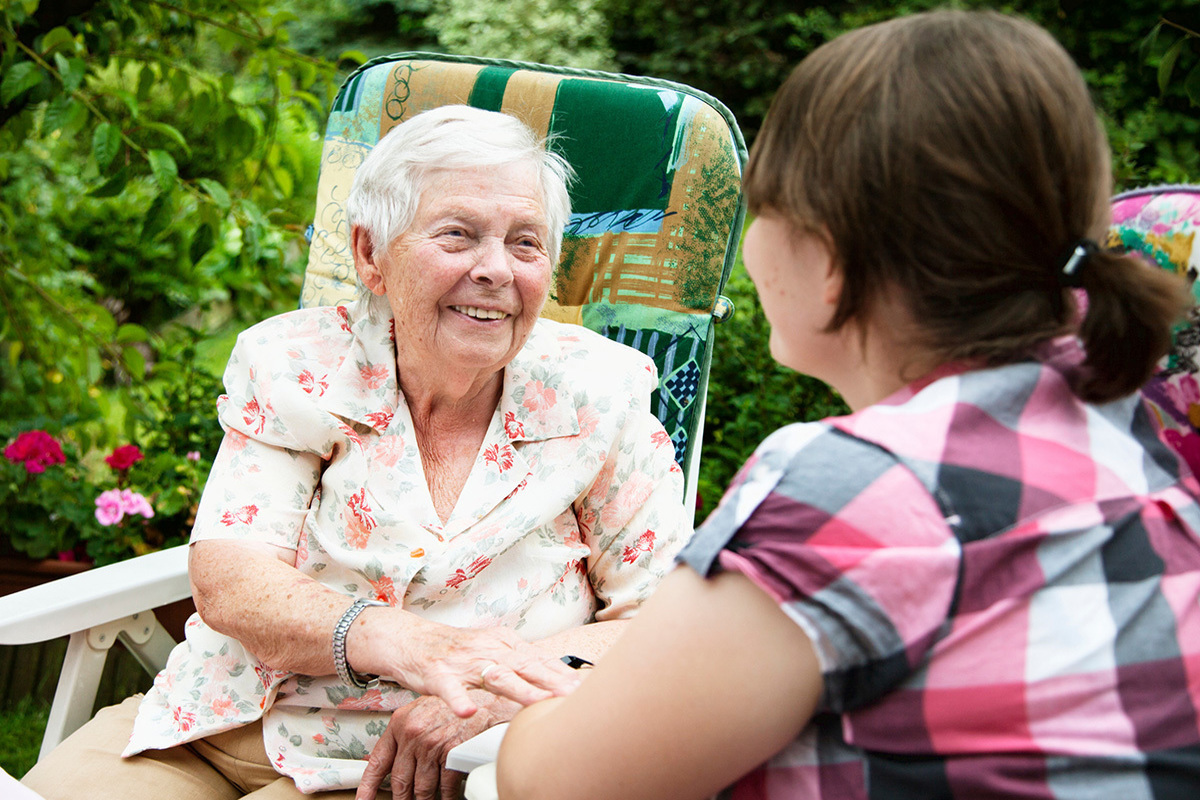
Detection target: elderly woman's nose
<box><xmin>470</xmin><ymin>238</ymin><xmax>515</xmax><ymax>285</ymax></box>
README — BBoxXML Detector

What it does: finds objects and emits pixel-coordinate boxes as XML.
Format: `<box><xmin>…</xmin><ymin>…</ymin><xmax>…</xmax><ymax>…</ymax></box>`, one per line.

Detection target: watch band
<box><xmin>332</xmin><ymin>598</ymin><xmax>386</xmax><ymax>688</ymax></box>
<box><xmin>560</xmin><ymin>654</ymin><xmax>594</xmax><ymax>670</ymax></box>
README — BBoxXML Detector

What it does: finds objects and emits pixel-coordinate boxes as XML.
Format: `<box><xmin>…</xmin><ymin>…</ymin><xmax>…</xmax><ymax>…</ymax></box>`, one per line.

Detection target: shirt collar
<box><xmin>321</xmin><ymin>292</ymin><xmax>581</xmax><ymax>442</ymax></box>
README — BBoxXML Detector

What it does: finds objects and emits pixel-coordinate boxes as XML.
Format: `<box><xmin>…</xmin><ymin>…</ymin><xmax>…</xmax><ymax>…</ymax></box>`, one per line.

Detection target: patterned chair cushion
<box><xmin>302</xmin><ymin>54</ymin><xmax>747</xmax><ymax>494</ymax></box>
<box><xmin>1109</xmin><ymin>185</ymin><xmax>1200</xmax><ymax>474</ymax></box>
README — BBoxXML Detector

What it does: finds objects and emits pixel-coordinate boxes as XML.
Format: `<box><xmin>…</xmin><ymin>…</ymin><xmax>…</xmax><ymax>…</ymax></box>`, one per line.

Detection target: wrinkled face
<box><xmin>742</xmin><ymin>214</ymin><xmax>841</xmax><ymax>378</ymax></box>
<box><xmin>357</xmin><ymin>162</ymin><xmax>553</xmax><ymax>381</ymax></box>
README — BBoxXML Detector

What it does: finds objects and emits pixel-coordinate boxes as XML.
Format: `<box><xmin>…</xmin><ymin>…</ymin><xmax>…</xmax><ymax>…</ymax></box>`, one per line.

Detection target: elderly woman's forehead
<box><xmin>415</xmin><ymin>163</ymin><xmax>546</xmax><ymax>202</ymax></box>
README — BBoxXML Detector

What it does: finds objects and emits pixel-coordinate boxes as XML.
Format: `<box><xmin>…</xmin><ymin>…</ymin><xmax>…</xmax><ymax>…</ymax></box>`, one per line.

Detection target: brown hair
<box><xmin>744</xmin><ymin>9</ymin><xmax>1190</xmax><ymax>403</ymax></box>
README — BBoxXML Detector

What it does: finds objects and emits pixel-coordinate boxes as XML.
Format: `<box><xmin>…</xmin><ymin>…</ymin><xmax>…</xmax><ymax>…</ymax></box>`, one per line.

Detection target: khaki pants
<box><xmin>22</xmin><ymin>696</ymin><xmax>379</xmax><ymax>800</ymax></box>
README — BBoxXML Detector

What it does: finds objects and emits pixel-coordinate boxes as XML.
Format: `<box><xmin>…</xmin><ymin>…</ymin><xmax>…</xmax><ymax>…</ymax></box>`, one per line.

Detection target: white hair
<box><xmin>345</xmin><ymin>105</ymin><xmax>574</xmax><ymax>264</ymax></box>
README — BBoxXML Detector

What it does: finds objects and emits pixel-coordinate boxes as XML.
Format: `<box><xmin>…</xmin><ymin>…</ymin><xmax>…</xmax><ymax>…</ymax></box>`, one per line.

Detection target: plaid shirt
<box><xmin>681</xmin><ymin>338</ymin><xmax>1200</xmax><ymax>799</ymax></box>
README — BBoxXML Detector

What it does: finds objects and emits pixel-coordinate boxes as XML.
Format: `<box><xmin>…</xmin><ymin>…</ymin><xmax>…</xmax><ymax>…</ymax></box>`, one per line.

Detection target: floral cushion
<box><xmin>1109</xmin><ymin>186</ymin><xmax>1200</xmax><ymax>474</ymax></box>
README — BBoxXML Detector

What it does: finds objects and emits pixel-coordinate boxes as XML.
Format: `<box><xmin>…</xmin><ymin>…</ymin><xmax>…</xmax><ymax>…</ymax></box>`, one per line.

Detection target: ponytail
<box><xmin>1074</xmin><ymin>249</ymin><xmax>1192</xmax><ymax>403</ymax></box>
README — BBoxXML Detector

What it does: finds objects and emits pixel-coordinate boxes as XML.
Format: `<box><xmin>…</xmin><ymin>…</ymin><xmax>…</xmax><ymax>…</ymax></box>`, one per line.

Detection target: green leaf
<box><xmin>189</xmin><ymin>223</ymin><xmax>216</xmax><ymax>264</ymax></box>
<box><xmin>1159</xmin><ymin>38</ymin><xmax>1186</xmax><ymax>94</ymax></box>
<box><xmin>42</xmin><ymin>95</ymin><xmax>87</xmax><ymax>136</ymax></box>
<box><xmin>1140</xmin><ymin>21</ymin><xmax>1163</xmax><ymax>60</ymax></box>
<box><xmin>142</xmin><ymin>192</ymin><xmax>175</xmax><ymax>238</ymax></box>
<box><xmin>338</xmin><ymin>50</ymin><xmax>368</xmax><ymax>66</ymax></box>
<box><xmin>141</xmin><ymin>121</ymin><xmax>190</xmax><ymax>154</ymax></box>
<box><xmin>122</xmin><ymin>345</ymin><xmax>146</xmax><ymax>379</ymax></box>
<box><xmin>1</xmin><ymin>62</ymin><xmax>42</xmax><ymax>105</ymax></box>
<box><xmin>53</xmin><ymin>54</ymin><xmax>86</xmax><ymax>93</ymax></box>
<box><xmin>1185</xmin><ymin>63</ymin><xmax>1200</xmax><ymax>107</ymax></box>
<box><xmin>114</xmin><ymin>89</ymin><xmax>139</xmax><ymax>119</ymax></box>
<box><xmin>92</xmin><ymin>122</ymin><xmax>122</xmax><ymax>171</ymax></box>
<box><xmin>272</xmin><ymin>165</ymin><xmax>294</xmax><ymax>197</ymax></box>
<box><xmin>88</xmin><ymin>166</ymin><xmax>129</xmax><ymax>198</ymax></box>
<box><xmin>136</xmin><ymin>64</ymin><xmax>156</xmax><ymax>103</ymax></box>
<box><xmin>196</xmin><ymin>178</ymin><xmax>231</xmax><ymax>210</ymax></box>
<box><xmin>147</xmin><ymin>149</ymin><xmax>178</xmax><ymax>193</ymax></box>
<box><xmin>218</xmin><ymin>113</ymin><xmax>257</xmax><ymax>160</ymax></box>
<box><xmin>39</xmin><ymin>26</ymin><xmax>77</xmax><ymax>55</ymax></box>
<box><xmin>116</xmin><ymin>324</ymin><xmax>149</xmax><ymax>344</ymax></box>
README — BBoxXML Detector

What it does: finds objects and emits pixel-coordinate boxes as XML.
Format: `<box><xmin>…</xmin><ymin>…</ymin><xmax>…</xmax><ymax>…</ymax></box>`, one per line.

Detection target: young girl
<box><xmin>495</xmin><ymin>10</ymin><xmax>1200</xmax><ymax>800</ymax></box>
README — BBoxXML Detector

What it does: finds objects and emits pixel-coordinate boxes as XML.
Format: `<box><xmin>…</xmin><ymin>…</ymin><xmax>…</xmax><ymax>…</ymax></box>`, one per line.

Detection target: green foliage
<box><xmin>0</xmin><ymin>333</ymin><xmax>220</xmax><ymax>565</ymax></box>
<box><xmin>0</xmin><ymin>697</ymin><xmax>48</xmax><ymax>779</ymax></box>
<box><xmin>0</xmin><ymin>0</ymin><xmax>340</xmax><ymax>565</ymax></box>
<box><xmin>429</xmin><ymin>0</ymin><xmax>616</xmax><ymax>70</ymax></box>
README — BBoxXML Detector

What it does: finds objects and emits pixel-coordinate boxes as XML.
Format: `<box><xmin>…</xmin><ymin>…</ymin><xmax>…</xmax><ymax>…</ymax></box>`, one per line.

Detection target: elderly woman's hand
<box><xmin>356</xmin><ymin>691</ymin><xmax>518</xmax><ymax>800</ymax></box>
<box><xmin>352</xmin><ymin>612</ymin><xmax>583</xmax><ymax>718</ymax></box>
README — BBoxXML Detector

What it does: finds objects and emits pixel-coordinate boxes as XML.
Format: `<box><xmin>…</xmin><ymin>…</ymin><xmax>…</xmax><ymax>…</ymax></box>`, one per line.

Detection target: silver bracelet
<box><xmin>332</xmin><ymin>598</ymin><xmax>386</xmax><ymax>688</ymax></box>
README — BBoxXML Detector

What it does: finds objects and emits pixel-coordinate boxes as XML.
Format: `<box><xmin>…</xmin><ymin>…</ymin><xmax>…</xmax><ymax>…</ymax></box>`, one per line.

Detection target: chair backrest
<box><xmin>1109</xmin><ymin>185</ymin><xmax>1200</xmax><ymax>474</ymax></box>
<box><xmin>300</xmin><ymin>53</ymin><xmax>747</xmax><ymax>502</ymax></box>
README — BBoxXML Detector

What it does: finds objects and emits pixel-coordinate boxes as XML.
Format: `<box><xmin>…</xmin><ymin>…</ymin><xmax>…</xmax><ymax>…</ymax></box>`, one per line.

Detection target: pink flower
<box><xmin>95</xmin><ymin>489</ymin><xmax>125</xmax><ymax>526</ymax></box>
<box><xmin>104</xmin><ymin>444</ymin><xmax>143</xmax><ymax>471</ymax></box>
<box><xmin>94</xmin><ymin>489</ymin><xmax>155</xmax><ymax>526</ymax></box>
<box><xmin>522</xmin><ymin>380</ymin><xmax>557</xmax><ymax>413</ymax></box>
<box><xmin>360</xmin><ymin>364</ymin><xmax>389</xmax><ymax>389</ymax></box>
<box><xmin>186</xmin><ymin>451</ymin><xmax>201</xmax><ymax>461</ymax></box>
<box><xmin>343</xmin><ymin>489</ymin><xmax>377</xmax><ymax>549</ymax></box>
<box><xmin>4</xmin><ymin>430</ymin><xmax>66</xmax><ymax>474</ymax></box>
<box><xmin>120</xmin><ymin>489</ymin><xmax>155</xmax><ymax>519</ymax></box>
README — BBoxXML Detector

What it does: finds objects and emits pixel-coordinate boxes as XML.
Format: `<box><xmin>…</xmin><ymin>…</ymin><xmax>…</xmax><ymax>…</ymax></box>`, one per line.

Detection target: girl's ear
<box><xmin>819</xmin><ymin>232</ymin><xmax>842</xmax><ymax>307</ymax></box>
<box><xmin>351</xmin><ymin>226</ymin><xmax>387</xmax><ymax>296</ymax></box>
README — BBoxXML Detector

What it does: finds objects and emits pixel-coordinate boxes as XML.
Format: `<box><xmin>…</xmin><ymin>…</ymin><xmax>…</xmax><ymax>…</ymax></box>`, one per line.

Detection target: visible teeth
<box><xmin>453</xmin><ymin>306</ymin><xmax>507</xmax><ymax>320</ymax></box>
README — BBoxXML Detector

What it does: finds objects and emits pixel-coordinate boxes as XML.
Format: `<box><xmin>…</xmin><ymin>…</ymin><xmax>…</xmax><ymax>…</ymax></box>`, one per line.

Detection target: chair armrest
<box><xmin>0</xmin><ymin>545</ymin><xmax>192</xmax><ymax>645</ymax></box>
<box><xmin>446</xmin><ymin>723</ymin><xmax>508</xmax><ymax>773</ymax></box>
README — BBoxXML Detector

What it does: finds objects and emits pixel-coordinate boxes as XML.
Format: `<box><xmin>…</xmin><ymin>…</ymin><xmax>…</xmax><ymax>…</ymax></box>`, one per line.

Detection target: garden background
<box><xmin>2</xmin><ymin>0</ymin><xmax>1199</xmax><ymax>777</ymax></box>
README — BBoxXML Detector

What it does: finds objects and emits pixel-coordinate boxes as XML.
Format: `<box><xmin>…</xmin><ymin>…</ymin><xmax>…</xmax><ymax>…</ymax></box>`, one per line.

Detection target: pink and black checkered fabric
<box><xmin>681</xmin><ymin>338</ymin><xmax>1200</xmax><ymax>799</ymax></box>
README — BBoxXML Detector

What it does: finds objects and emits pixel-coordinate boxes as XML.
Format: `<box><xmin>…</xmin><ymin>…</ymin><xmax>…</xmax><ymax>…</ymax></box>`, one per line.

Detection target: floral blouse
<box><xmin>123</xmin><ymin>291</ymin><xmax>689</xmax><ymax>793</ymax></box>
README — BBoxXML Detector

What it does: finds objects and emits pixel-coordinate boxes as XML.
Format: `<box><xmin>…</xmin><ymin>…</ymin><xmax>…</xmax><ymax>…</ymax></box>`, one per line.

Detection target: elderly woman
<box><xmin>23</xmin><ymin>106</ymin><xmax>688</xmax><ymax>800</ymax></box>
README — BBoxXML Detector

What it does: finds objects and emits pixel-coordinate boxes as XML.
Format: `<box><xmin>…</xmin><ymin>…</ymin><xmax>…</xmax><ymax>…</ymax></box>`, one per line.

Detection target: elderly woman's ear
<box><xmin>351</xmin><ymin>225</ymin><xmax>387</xmax><ymax>296</ymax></box>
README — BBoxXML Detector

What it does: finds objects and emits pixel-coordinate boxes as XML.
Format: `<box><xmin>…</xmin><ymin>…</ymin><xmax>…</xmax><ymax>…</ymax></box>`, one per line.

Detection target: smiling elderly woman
<box><xmin>23</xmin><ymin>106</ymin><xmax>689</xmax><ymax>800</ymax></box>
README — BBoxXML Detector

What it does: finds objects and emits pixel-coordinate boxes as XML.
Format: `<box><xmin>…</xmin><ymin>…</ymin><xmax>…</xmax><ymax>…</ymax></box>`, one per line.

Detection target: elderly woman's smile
<box><xmin>357</xmin><ymin>161</ymin><xmax>553</xmax><ymax>390</ymax></box>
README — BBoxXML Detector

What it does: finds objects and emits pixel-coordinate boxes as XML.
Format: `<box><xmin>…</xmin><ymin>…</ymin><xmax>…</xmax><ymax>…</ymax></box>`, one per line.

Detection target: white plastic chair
<box><xmin>0</xmin><ymin>546</ymin><xmax>189</xmax><ymax>759</ymax></box>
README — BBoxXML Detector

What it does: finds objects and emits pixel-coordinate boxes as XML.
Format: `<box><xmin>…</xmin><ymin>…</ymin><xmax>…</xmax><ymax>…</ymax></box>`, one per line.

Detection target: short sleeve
<box><xmin>190</xmin><ymin>318</ymin><xmax>344</xmax><ymax>551</ymax></box>
<box><xmin>570</xmin><ymin>341</ymin><xmax>691</xmax><ymax>620</ymax></box>
<box><xmin>680</xmin><ymin>423</ymin><xmax>961</xmax><ymax>712</ymax></box>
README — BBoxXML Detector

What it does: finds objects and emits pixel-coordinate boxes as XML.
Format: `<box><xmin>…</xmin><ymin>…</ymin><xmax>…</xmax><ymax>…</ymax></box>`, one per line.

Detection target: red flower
<box><xmin>365</xmin><ymin>409</ymin><xmax>394</xmax><ymax>430</ymax></box>
<box><xmin>220</xmin><ymin>504</ymin><xmax>259</xmax><ymax>526</ymax></box>
<box><xmin>242</xmin><ymin>397</ymin><xmax>266</xmax><ymax>435</ymax></box>
<box><xmin>621</xmin><ymin>530</ymin><xmax>657</xmax><ymax>564</ymax></box>
<box><xmin>104</xmin><ymin>444</ymin><xmax>144</xmax><ymax>471</ymax></box>
<box><xmin>503</xmin><ymin>411</ymin><xmax>525</xmax><ymax>440</ymax></box>
<box><xmin>483</xmin><ymin>443</ymin><xmax>515</xmax><ymax>472</ymax></box>
<box><xmin>3</xmin><ymin>430</ymin><xmax>65</xmax><ymax>474</ymax></box>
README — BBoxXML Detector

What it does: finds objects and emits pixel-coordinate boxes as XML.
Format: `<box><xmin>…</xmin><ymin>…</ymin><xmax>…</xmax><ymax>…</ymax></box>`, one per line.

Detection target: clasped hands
<box><xmin>352</xmin><ymin>614</ymin><xmax>583</xmax><ymax>800</ymax></box>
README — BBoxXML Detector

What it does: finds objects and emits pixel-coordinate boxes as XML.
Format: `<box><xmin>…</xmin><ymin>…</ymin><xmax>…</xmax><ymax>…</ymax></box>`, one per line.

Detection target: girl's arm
<box><xmin>497</xmin><ymin>565</ymin><xmax>824</xmax><ymax>800</ymax></box>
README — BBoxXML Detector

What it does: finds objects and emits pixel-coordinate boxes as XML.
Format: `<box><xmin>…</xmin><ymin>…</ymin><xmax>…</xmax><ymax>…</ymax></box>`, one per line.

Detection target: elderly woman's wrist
<box><xmin>335</xmin><ymin>598</ymin><xmax>389</xmax><ymax>686</ymax></box>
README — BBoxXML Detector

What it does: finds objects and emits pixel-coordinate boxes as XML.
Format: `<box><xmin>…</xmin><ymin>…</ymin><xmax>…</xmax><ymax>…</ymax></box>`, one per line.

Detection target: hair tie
<box><xmin>1058</xmin><ymin>238</ymin><xmax>1098</xmax><ymax>287</ymax></box>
